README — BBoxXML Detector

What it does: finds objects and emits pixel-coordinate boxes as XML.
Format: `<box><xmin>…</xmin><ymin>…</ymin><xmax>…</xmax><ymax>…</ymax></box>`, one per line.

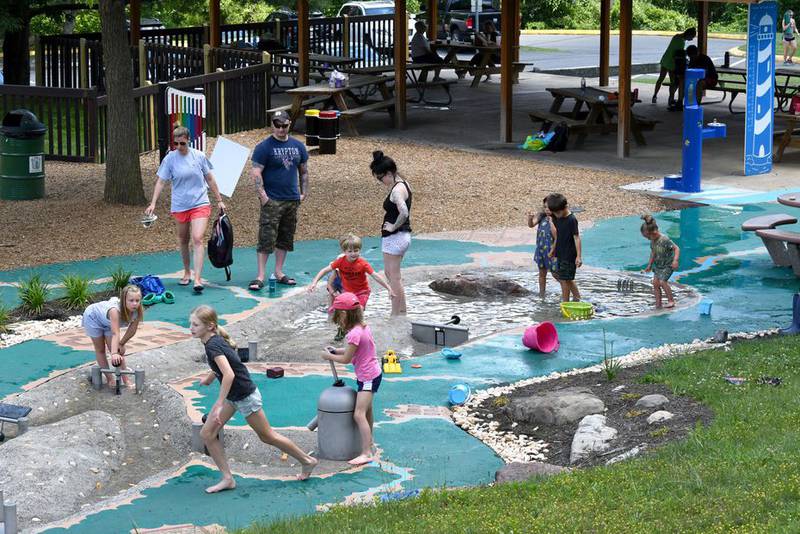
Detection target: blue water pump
<box><xmin>664</xmin><ymin>68</ymin><xmax>727</xmax><ymax>193</ymax></box>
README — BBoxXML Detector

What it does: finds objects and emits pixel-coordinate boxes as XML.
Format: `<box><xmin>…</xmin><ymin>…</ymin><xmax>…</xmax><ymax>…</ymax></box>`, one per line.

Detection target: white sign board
<box><xmin>209</xmin><ymin>136</ymin><xmax>251</xmax><ymax>198</ymax></box>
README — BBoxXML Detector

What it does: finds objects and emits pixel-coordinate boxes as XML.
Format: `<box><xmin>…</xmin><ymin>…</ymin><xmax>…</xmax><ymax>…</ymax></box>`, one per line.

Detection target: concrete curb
<box><xmin>521</xmin><ymin>29</ymin><xmax>746</xmax><ymax>40</ymax></box>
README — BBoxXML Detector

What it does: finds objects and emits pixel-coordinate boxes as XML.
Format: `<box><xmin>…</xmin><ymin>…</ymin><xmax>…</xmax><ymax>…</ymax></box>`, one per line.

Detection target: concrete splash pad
<box><xmin>0</xmin><ymin>203</ymin><xmax>797</xmax><ymax>533</ymax></box>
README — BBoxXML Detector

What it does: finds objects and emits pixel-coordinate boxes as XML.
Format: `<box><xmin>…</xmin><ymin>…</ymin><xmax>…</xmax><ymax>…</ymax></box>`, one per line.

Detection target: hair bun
<box><xmin>641</xmin><ymin>214</ymin><xmax>653</xmax><ymax>223</ymax></box>
<box><xmin>372</xmin><ymin>150</ymin><xmax>384</xmax><ymax>162</ymax></box>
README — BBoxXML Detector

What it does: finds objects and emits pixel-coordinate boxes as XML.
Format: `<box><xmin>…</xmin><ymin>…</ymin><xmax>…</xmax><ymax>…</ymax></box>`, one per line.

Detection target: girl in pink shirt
<box><xmin>323</xmin><ymin>292</ymin><xmax>382</xmax><ymax>465</ymax></box>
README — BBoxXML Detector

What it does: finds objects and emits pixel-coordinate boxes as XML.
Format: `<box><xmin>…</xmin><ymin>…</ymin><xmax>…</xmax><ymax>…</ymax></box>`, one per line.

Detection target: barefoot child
<box><xmin>547</xmin><ymin>193</ymin><xmax>582</xmax><ymax>302</ymax></box>
<box><xmin>82</xmin><ymin>285</ymin><xmax>143</xmax><ymax>387</ymax></box>
<box><xmin>527</xmin><ymin>197</ymin><xmax>558</xmax><ymax>297</ymax></box>
<box><xmin>322</xmin><ymin>292</ymin><xmax>381</xmax><ymax>466</ymax></box>
<box><xmin>641</xmin><ymin>215</ymin><xmax>680</xmax><ymax>308</ymax></box>
<box><xmin>190</xmin><ymin>305</ymin><xmax>317</xmax><ymax>492</ymax></box>
<box><xmin>308</xmin><ymin>233</ymin><xmax>395</xmax><ymax>309</ymax></box>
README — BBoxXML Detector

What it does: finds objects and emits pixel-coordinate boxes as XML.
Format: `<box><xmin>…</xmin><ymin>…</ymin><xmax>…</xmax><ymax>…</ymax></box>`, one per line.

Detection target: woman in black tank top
<box><xmin>371</xmin><ymin>151</ymin><xmax>411</xmax><ymax>316</ymax></box>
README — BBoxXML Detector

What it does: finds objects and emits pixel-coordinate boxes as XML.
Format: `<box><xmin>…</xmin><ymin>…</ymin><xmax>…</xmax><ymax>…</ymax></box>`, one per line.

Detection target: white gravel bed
<box><xmin>0</xmin><ymin>316</ymin><xmax>83</xmax><ymax>349</ymax></box>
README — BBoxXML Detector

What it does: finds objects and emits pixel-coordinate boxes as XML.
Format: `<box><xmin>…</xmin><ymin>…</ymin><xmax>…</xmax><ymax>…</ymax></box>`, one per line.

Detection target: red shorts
<box><xmin>172</xmin><ymin>204</ymin><xmax>211</xmax><ymax>224</ymax></box>
<box><xmin>354</xmin><ymin>290</ymin><xmax>371</xmax><ymax>309</ymax></box>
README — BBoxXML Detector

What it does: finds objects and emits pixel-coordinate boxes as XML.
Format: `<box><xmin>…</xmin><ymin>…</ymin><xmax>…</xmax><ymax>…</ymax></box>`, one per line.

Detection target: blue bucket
<box><xmin>442</xmin><ymin>347</ymin><xmax>462</xmax><ymax>359</ymax></box>
<box><xmin>448</xmin><ymin>384</ymin><xmax>471</xmax><ymax>405</ymax></box>
<box><xmin>699</xmin><ymin>299</ymin><xmax>713</xmax><ymax>315</ymax></box>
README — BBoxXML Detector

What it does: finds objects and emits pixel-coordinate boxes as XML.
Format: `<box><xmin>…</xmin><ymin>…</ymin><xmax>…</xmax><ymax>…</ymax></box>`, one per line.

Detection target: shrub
<box><xmin>18</xmin><ymin>274</ymin><xmax>50</xmax><ymax>316</ymax></box>
<box><xmin>0</xmin><ymin>306</ymin><xmax>9</xmax><ymax>334</ymax></box>
<box><xmin>109</xmin><ymin>266</ymin><xmax>132</xmax><ymax>294</ymax></box>
<box><xmin>62</xmin><ymin>274</ymin><xmax>92</xmax><ymax>310</ymax></box>
<box><xmin>601</xmin><ymin>329</ymin><xmax>622</xmax><ymax>381</ymax></box>
<box><xmin>491</xmin><ymin>395</ymin><xmax>509</xmax><ymax>408</ymax></box>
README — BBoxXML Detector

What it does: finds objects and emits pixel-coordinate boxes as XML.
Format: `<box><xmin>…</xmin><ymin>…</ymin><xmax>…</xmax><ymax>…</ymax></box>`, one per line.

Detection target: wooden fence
<box><xmin>1</xmin><ymin>63</ymin><xmax>272</xmax><ymax>163</ymax></box>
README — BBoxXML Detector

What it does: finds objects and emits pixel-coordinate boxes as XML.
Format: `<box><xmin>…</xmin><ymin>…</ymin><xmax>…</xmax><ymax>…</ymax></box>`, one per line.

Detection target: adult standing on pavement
<box><xmin>783</xmin><ymin>10</ymin><xmax>798</xmax><ymax>65</ymax></box>
<box><xmin>652</xmin><ymin>28</ymin><xmax>696</xmax><ymax>106</ymax></box>
<box><xmin>146</xmin><ymin>124</ymin><xmax>225</xmax><ymax>293</ymax></box>
<box><xmin>248</xmin><ymin>110</ymin><xmax>309</xmax><ymax>291</ymax></box>
<box><xmin>371</xmin><ymin>151</ymin><xmax>411</xmax><ymax>316</ymax></box>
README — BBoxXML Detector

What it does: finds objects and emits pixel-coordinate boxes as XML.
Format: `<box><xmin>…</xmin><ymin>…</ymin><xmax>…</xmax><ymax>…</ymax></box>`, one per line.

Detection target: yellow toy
<box><xmin>382</xmin><ymin>349</ymin><xmax>402</xmax><ymax>374</ymax></box>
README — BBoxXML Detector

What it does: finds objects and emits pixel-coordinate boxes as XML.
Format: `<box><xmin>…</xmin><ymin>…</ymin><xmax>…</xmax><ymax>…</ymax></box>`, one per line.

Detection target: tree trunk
<box><xmin>3</xmin><ymin>21</ymin><xmax>31</xmax><ymax>85</ymax></box>
<box><xmin>98</xmin><ymin>0</ymin><xmax>146</xmax><ymax>204</ymax></box>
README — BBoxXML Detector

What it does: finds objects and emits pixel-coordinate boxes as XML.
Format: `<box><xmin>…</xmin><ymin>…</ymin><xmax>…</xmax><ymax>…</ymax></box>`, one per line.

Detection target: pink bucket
<box><xmin>522</xmin><ymin>322</ymin><xmax>559</xmax><ymax>353</ymax></box>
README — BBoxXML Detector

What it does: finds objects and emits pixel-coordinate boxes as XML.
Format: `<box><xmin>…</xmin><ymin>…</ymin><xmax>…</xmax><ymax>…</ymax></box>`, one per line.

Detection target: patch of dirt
<box><xmin>474</xmin><ymin>364</ymin><xmax>714</xmax><ymax>468</ymax></box>
<box><xmin>9</xmin><ymin>289</ymin><xmax>117</xmax><ymax>322</ymax></box>
<box><xmin>0</xmin><ymin>131</ymin><xmax>675</xmax><ymax>271</ymax></box>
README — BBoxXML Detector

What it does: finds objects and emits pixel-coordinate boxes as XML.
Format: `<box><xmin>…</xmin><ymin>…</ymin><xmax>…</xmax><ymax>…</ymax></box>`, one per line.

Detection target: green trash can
<box><xmin>0</xmin><ymin>109</ymin><xmax>47</xmax><ymax>200</ymax></box>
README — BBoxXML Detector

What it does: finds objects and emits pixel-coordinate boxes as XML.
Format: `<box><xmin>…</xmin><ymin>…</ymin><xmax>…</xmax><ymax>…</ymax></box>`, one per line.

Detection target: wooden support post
<box><xmin>697</xmin><ymin>1</ymin><xmax>709</xmax><ymax>56</ymax></box>
<box><xmin>209</xmin><ymin>0</ymin><xmax>221</xmax><ymax>48</ymax></box>
<box><xmin>203</xmin><ymin>43</ymin><xmax>213</xmax><ymax>74</ymax></box>
<box><xmin>514</xmin><ymin>4</ymin><xmax>521</xmax><ymax>65</ymax></box>
<box><xmin>599</xmin><ymin>0</ymin><xmax>611</xmax><ymax>87</ymax></box>
<box><xmin>130</xmin><ymin>0</ymin><xmax>141</xmax><ymax>46</ymax></box>
<box><xmin>34</xmin><ymin>36</ymin><xmax>43</xmax><ymax>86</ymax></box>
<box><xmin>297</xmin><ymin>0</ymin><xmax>310</xmax><ymax>86</ymax></box>
<box><xmin>499</xmin><ymin>0</ymin><xmax>516</xmax><ymax>142</ymax></box>
<box><xmin>394</xmin><ymin>0</ymin><xmax>408</xmax><ymax>129</ymax></box>
<box><xmin>617</xmin><ymin>0</ymin><xmax>632</xmax><ymax>158</ymax></box>
<box><xmin>217</xmin><ymin>68</ymin><xmax>226</xmax><ymax>134</ymax></box>
<box><xmin>79</xmin><ymin>38</ymin><xmax>88</xmax><ymax>88</ymax></box>
<box><xmin>138</xmin><ymin>40</ymin><xmax>147</xmax><ymax>86</ymax></box>
<box><xmin>427</xmin><ymin>0</ymin><xmax>438</xmax><ymax>40</ymax></box>
<box><xmin>343</xmin><ymin>15</ymin><xmax>350</xmax><ymax>57</ymax></box>
<box><xmin>263</xmin><ymin>52</ymin><xmax>272</xmax><ymax>115</ymax></box>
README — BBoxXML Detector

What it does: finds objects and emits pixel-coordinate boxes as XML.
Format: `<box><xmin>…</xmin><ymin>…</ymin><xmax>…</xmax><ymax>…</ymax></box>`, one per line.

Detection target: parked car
<box><xmin>419</xmin><ymin>0</ymin><xmax>500</xmax><ymax>41</ymax></box>
<box><xmin>265</xmin><ymin>7</ymin><xmax>325</xmax><ymax>23</ymax></box>
<box><xmin>336</xmin><ymin>1</ymin><xmax>396</xmax><ymax>17</ymax></box>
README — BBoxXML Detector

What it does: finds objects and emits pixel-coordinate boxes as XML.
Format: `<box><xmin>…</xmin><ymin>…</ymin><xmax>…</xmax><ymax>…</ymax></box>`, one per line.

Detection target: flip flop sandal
<box><xmin>142</xmin><ymin>293</ymin><xmax>161</xmax><ymax>306</ymax></box>
<box><xmin>276</xmin><ymin>275</ymin><xmax>297</xmax><ymax>286</ymax></box>
<box><xmin>161</xmin><ymin>290</ymin><xmax>175</xmax><ymax>304</ymax></box>
<box><xmin>178</xmin><ymin>278</ymin><xmax>191</xmax><ymax>286</ymax></box>
<box><xmin>249</xmin><ymin>279</ymin><xmax>264</xmax><ymax>291</ymax></box>
<box><xmin>193</xmin><ymin>284</ymin><xmax>205</xmax><ymax>293</ymax></box>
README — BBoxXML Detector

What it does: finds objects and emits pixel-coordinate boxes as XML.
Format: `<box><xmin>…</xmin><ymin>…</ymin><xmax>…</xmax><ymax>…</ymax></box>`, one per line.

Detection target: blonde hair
<box><xmin>191</xmin><ymin>305</ymin><xmax>237</xmax><ymax>348</ymax></box>
<box><xmin>332</xmin><ymin>307</ymin><xmax>365</xmax><ymax>333</ymax></box>
<box><xmin>119</xmin><ymin>285</ymin><xmax>144</xmax><ymax>323</ymax></box>
<box><xmin>173</xmin><ymin>122</ymin><xmax>190</xmax><ymax>141</ymax></box>
<box><xmin>641</xmin><ymin>214</ymin><xmax>659</xmax><ymax>235</ymax></box>
<box><xmin>339</xmin><ymin>233</ymin><xmax>362</xmax><ymax>251</ymax></box>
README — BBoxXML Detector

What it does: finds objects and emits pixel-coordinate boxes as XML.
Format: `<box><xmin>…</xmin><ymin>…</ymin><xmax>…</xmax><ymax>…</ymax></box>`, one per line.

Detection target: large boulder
<box><xmin>570</xmin><ymin>414</ymin><xmax>617</xmax><ymax>464</ymax></box>
<box><xmin>507</xmin><ymin>387</ymin><xmax>605</xmax><ymax>426</ymax></box>
<box><xmin>429</xmin><ymin>272</ymin><xmax>531</xmax><ymax>298</ymax></box>
<box><xmin>635</xmin><ymin>394</ymin><xmax>670</xmax><ymax>409</ymax></box>
<box><xmin>495</xmin><ymin>461</ymin><xmax>569</xmax><ymax>483</ymax></box>
<box><xmin>0</xmin><ymin>410</ymin><xmax>123</xmax><ymax>527</ymax></box>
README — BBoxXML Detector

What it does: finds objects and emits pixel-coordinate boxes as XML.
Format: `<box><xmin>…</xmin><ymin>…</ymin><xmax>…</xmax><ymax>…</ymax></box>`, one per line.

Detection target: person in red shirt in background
<box><xmin>308</xmin><ymin>232</ymin><xmax>395</xmax><ymax>311</ymax></box>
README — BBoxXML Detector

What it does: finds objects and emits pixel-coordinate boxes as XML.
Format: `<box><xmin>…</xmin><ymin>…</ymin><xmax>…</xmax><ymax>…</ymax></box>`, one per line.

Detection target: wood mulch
<box><xmin>0</xmin><ymin>129</ymin><xmax>671</xmax><ymax>271</ymax></box>
<box><xmin>475</xmin><ymin>364</ymin><xmax>714</xmax><ymax>468</ymax></box>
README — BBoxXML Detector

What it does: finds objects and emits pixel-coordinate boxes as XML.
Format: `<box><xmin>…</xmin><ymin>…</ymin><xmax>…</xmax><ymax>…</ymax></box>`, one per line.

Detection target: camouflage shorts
<box><xmin>258</xmin><ymin>199</ymin><xmax>300</xmax><ymax>254</ymax></box>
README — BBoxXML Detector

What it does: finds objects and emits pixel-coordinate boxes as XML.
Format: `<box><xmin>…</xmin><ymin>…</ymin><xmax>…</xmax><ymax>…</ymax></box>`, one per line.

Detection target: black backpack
<box><xmin>547</xmin><ymin>122</ymin><xmax>569</xmax><ymax>152</ymax></box>
<box><xmin>208</xmin><ymin>210</ymin><xmax>233</xmax><ymax>281</ymax></box>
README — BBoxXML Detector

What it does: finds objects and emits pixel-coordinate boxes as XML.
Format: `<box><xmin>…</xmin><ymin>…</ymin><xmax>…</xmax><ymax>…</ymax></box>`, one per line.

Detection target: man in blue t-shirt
<box><xmin>249</xmin><ymin>110</ymin><xmax>309</xmax><ymax>290</ymax></box>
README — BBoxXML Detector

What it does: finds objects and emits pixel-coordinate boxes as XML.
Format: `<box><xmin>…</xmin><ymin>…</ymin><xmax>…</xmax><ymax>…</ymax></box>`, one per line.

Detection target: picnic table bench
<box><xmin>741</xmin><ymin>213</ymin><xmax>798</xmax><ymax>267</ymax></box>
<box><xmin>430</xmin><ymin>41</ymin><xmax>533</xmax><ymax>87</ymax></box>
<box><xmin>346</xmin><ymin>63</ymin><xmax>457</xmax><ymax>106</ymax></box>
<box><xmin>773</xmin><ymin>112</ymin><xmax>800</xmax><ymax>162</ymax></box>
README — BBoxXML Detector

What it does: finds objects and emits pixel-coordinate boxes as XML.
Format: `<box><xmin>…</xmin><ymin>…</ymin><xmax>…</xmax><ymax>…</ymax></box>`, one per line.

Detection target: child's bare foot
<box><xmin>348</xmin><ymin>454</ymin><xmax>374</xmax><ymax>466</ymax></box>
<box><xmin>205</xmin><ymin>477</ymin><xmax>236</xmax><ymax>493</ymax></box>
<box><xmin>655</xmin><ymin>302</ymin><xmax>663</xmax><ymax>309</ymax></box>
<box><xmin>297</xmin><ymin>457</ymin><xmax>318</xmax><ymax>480</ymax></box>
<box><xmin>664</xmin><ymin>301</ymin><xmax>675</xmax><ymax>309</ymax></box>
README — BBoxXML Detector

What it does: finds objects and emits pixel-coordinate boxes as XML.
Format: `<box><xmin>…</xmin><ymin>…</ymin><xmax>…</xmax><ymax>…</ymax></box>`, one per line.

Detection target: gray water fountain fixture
<box><xmin>411</xmin><ymin>314</ymin><xmax>469</xmax><ymax>347</ymax></box>
<box><xmin>306</xmin><ymin>359</ymin><xmax>362</xmax><ymax>461</ymax></box>
<box><xmin>90</xmin><ymin>365</ymin><xmax>145</xmax><ymax>395</ymax></box>
<box><xmin>0</xmin><ymin>490</ymin><xmax>18</xmax><ymax>534</ymax></box>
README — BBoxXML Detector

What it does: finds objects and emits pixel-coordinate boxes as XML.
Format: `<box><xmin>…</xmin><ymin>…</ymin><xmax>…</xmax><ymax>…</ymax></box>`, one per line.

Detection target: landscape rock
<box><xmin>507</xmin><ymin>387</ymin><xmax>605</xmax><ymax>426</ymax></box>
<box><xmin>570</xmin><ymin>414</ymin><xmax>617</xmax><ymax>464</ymax></box>
<box><xmin>429</xmin><ymin>272</ymin><xmax>531</xmax><ymax>298</ymax></box>
<box><xmin>646</xmin><ymin>410</ymin><xmax>674</xmax><ymax>424</ymax></box>
<box><xmin>495</xmin><ymin>461</ymin><xmax>569</xmax><ymax>483</ymax></box>
<box><xmin>606</xmin><ymin>444</ymin><xmax>646</xmax><ymax>466</ymax></box>
<box><xmin>635</xmin><ymin>394</ymin><xmax>670</xmax><ymax>409</ymax></box>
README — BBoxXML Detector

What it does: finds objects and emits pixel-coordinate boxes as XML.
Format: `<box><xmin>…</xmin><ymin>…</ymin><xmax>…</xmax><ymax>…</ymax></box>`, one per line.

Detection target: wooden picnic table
<box><xmin>714</xmin><ymin>65</ymin><xmax>800</xmax><ymax>112</ymax></box>
<box><xmin>285</xmin><ymin>74</ymin><xmax>394</xmax><ymax>135</ymax></box>
<box><xmin>773</xmin><ymin>112</ymin><xmax>800</xmax><ymax>162</ymax></box>
<box><xmin>777</xmin><ymin>191</ymin><xmax>800</xmax><ymax>208</ymax></box>
<box><xmin>342</xmin><ymin>63</ymin><xmax>456</xmax><ymax>106</ymax></box>
<box><xmin>533</xmin><ymin>86</ymin><xmax>654</xmax><ymax>147</ymax></box>
<box><xmin>274</xmin><ymin>52</ymin><xmax>359</xmax><ymax>70</ymax></box>
<box><xmin>429</xmin><ymin>41</ymin><xmax>502</xmax><ymax>88</ymax></box>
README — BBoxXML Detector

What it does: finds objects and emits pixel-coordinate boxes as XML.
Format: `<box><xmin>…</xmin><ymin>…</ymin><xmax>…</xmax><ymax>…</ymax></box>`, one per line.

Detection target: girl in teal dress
<box><xmin>528</xmin><ymin>198</ymin><xmax>558</xmax><ymax>298</ymax></box>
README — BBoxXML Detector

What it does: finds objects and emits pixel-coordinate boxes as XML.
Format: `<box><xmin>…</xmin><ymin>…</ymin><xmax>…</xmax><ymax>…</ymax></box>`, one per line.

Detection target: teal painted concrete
<box><xmin>0</xmin><ymin>340</ymin><xmax>94</xmax><ymax>399</ymax></box>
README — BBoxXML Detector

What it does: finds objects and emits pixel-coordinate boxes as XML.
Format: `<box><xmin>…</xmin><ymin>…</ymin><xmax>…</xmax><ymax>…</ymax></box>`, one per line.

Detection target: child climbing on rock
<box><xmin>641</xmin><ymin>215</ymin><xmax>680</xmax><ymax>308</ymax></box>
<box><xmin>190</xmin><ymin>305</ymin><xmax>317</xmax><ymax>493</ymax></box>
<box><xmin>82</xmin><ymin>284</ymin><xmax>144</xmax><ymax>387</ymax></box>
<box><xmin>528</xmin><ymin>197</ymin><xmax>558</xmax><ymax>298</ymax></box>
<box><xmin>547</xmin><ymin>193</ymin><xmax>582</xmax><ymax>302</ymax></box>
<box><xmin>322</xmin><ymin>292</ymin><xmax>382</xmax><ymax>466</ymax></box>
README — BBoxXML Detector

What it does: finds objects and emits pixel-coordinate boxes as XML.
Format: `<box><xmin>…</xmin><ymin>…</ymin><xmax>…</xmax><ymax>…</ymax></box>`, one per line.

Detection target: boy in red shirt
<box><xmin>308</xmin><ymin>234</ymin><xmax>395</xmax><ymax>309</ymax></box>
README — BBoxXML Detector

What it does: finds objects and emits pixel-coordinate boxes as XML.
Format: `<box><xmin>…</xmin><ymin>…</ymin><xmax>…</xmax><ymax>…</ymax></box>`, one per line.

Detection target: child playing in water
<box><xmin>641</xmin><ymin>214</ymin><xmax>681</xmax><ymax>308</ymax></box>
<box><xmin>82</xmin><ymin>284</ymin><xmax>144</xmax><ymax>387</ymax></box>
<box><xmin>322</xmin><ymin>292</ymin><xmax>381</xmax><ymax>466</ymax></box>
<box><xmin>308</xmin><ymin>233</ymin><xmax>395</xmax><ymax>308</ymax></box>
<box><xmin>528</xmin><ymin>197</ymin><xmax>558</xmax><ymax>298</ymax></box>
<box><xmin>190</xmin><ymin>305</ymin><xmax>317</xmax><ymax>492</ymax></box>
<box><xmin>547</xmin><ymin>193</ymin><xmax>582</xmax><ymax>302</ymax></box>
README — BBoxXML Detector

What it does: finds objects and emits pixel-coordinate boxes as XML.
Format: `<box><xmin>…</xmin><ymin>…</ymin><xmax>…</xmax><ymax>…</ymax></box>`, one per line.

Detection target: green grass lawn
<box><xmin>519</xmin><ymin>45</ymin><xmax>562</xmax><ymax>53</ymax></box>
<box><xmin>239</xmin><ymin>335</ymin><xmax>800</xmax><ymax>533</ymax></box>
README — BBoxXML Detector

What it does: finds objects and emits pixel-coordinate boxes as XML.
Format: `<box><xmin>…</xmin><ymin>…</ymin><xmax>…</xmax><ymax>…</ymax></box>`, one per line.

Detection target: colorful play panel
<box><xmin>1</xmin><ymin>201</ymin><xmax>798</xmax><ymax>533</ymax></box>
